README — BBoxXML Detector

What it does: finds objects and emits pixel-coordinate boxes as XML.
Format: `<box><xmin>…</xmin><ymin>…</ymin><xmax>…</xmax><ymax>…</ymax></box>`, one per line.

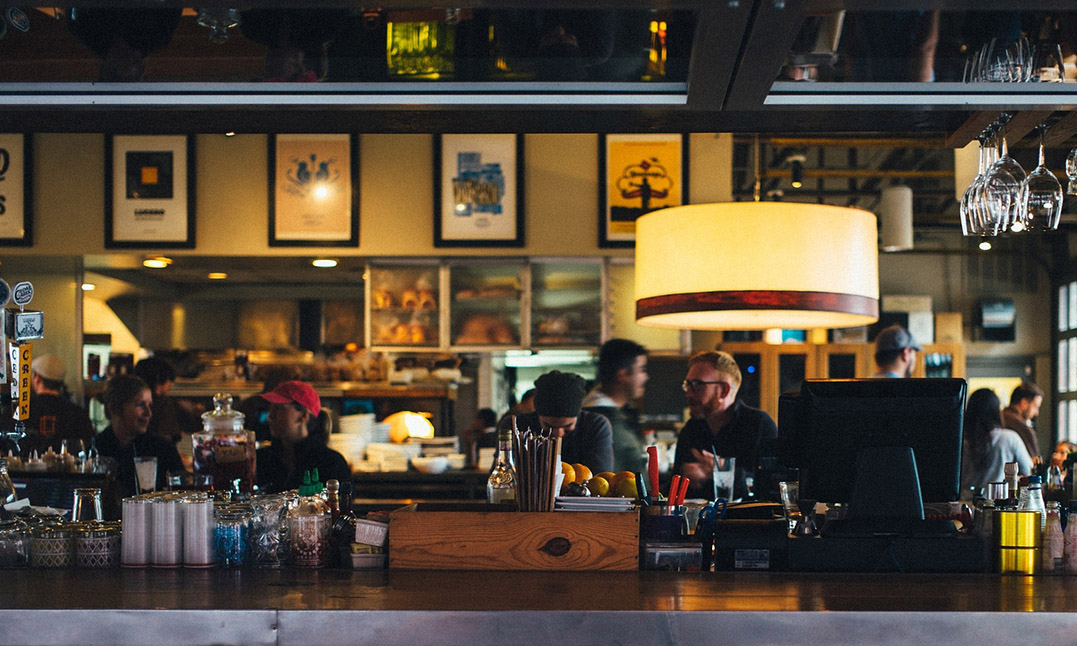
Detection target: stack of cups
<box><xmin>183</xmin><ymin>495</ymin><xmax>215</xmax><ymax>568</ymax></box>
<box><xmin>151</xmin><ymin>494</ymin><xmax>183</xmax><ymax>568</ymax></box>
<box><xmin>121</xmin><ymin>497</ymin><xmax>152</xmax><ymax>568</ymax></box>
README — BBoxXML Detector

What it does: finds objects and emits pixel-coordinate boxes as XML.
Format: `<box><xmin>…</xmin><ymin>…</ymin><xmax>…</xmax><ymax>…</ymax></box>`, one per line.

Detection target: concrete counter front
<box><xmin>3</xmin><ymin>570</ymin><xmax>1077</xmax><ymax>646</ymax></box>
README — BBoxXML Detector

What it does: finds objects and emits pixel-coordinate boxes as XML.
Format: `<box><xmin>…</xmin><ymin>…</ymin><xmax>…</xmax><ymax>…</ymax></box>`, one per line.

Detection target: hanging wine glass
<box><xmin>1065</xmin><ymin>146</ymin><xmax>1077</xmax><ymax>196</ymax></box>
<box><xmin>982</xmin><ymin>128</ymin><xmax>1022</xmax><ymax>234</ymax></box>
<box><xmin>961</xmin><ymin>136</ymin><xmax>989</xmax><ymax>237</ymax></box>
<box><xmin>1022</xmin><ymin>127</ymin><xmax>1064</xmax><ymax>232</ymax></box>
<box><xmin>989</xmin><ymin>124</ymin><xmax>1026</xmax><ymax>231</ymax></box>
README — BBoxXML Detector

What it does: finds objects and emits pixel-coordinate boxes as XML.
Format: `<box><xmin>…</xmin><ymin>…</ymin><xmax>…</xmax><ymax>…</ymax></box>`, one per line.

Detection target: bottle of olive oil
<box><xmin>486</xmin><ymin>427</ymin><xmax>517</xmax><ymax>505</ymax></box>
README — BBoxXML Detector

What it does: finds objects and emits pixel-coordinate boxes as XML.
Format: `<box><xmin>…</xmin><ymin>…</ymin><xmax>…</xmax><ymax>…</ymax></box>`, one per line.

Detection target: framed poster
<box><xmin>269</xmin><ymin>133</ymin><xmax>358</xmax><ymax>247</ymax></box>
<box><xmin>434</xmin><ymin>133</ymin><xmax>524</xmax><ymax>248</ymax></box>
<box><xmin>105</xmin><ymin>134</ymin><xmax>195</xmax><ymax>249</ymax></box>
<box><xmin>0</xmin><ymin>134</ymin><xmax>31</xmax><ymax>246</ymax></box>
<box><xmin>599</xmin><ymin>133</ymin><xmax>688</xmax><ymax>248</ymax></box>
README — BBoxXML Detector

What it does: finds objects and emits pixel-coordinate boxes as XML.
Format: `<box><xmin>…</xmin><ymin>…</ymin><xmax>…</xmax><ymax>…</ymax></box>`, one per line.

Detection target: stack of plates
<box><xmin>554</xmin><ymin>496</ymin><xmax>635</xmax><ymax>512</ymax></box>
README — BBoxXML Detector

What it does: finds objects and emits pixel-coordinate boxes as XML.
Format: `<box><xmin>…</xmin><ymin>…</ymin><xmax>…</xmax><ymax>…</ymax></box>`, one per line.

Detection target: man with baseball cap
<box><xmin>25</xmin><ymin>353</ymin><xmax>94</xmax><ymax>454</ymax></box>
<box><xmin>501</xmin><ymin>370</ymin><xmax>614</xmax><ymax>474</ymax></box>
<box><xmin>872</xmin><ymin>324</ymin><xmax>922</xmax><ymax>378</ymax></box>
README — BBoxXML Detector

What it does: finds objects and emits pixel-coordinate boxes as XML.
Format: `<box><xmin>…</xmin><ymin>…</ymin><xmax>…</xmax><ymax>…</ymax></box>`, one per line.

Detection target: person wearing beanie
<box><xmin>500</xmin><ymin>370</ymin><xmax>614</xmax><ymax>474</ymax></box>
<box><xmin>255</xmin><ymin>380</ymin><xmax>351</xmax><ymax>494</ymax></box>
<box><xmin>24</xmin><ymin>353</ymin><xmax>95</xmax><ymax>455</ymax></box>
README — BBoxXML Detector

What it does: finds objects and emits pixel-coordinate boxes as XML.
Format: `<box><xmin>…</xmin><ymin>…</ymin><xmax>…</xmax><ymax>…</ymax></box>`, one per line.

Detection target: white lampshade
<box><xmin>635</xmin><ymin>202</ymin><xmax>879</xmax><ymax>330</ymax></box>
<box><xmin>879</xmin><ymin>185</ymin><xmax>914</xmax><ymax>252</ymax></box>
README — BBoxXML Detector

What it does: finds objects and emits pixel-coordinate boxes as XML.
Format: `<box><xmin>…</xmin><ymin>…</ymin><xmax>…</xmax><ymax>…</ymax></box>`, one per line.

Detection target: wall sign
<box><xmin>0</xmin><ymin>134</ymin><xmax>32</xmax><ymax>247</ymax></box>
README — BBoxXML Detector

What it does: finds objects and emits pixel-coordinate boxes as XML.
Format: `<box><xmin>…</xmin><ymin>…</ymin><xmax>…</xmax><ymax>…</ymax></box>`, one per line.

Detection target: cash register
<box><xmin>778</xmin><ymin>378</ymin><xmax>985</xmax><ymax>573</ymax></box>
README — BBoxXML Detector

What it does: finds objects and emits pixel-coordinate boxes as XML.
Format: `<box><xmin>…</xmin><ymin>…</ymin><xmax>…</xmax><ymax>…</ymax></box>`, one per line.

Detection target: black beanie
<box><xmin>533</xmin><ymin>371</ymin><xmax>586</xmax><ymax>418</ymax></box>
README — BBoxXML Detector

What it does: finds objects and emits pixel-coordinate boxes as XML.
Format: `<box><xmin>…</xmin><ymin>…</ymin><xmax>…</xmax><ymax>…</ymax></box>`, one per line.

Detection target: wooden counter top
<box><xmin>2</xmin><ymin>569</ymin><xmax>1077</xmax><ymax>646</ymax></box>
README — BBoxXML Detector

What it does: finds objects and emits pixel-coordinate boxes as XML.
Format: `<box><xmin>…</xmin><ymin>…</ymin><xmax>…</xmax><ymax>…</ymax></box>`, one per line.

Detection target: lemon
<box><xmin>586</xmin><ymin>476</ymin><xmax>609</xmax><ymax>497</ymax></box>
<box><xmin>595</xmin><ymin>471</ymin><xmax>616</xmax><ymax>484</ymax></box>
<box><xmin>614</xmin><ymin>477</ymin><xmax>638</xmax><ymax>499</ymax></box>
<box><xmin>572</xmin><ymin>463</ymin><xmax>593</xmax><ymax>483</ymax></box>
<box><xmin>609</xmin><ymin>471</ymin><xmax>635</xmax><ymax>489</ymax></box>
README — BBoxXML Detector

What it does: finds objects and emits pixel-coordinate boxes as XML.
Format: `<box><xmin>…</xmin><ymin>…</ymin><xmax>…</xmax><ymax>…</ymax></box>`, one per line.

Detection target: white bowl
<box><xmin>445</xmin><ymin>453</ymin><xmax>467</xmax><ymax>470</ymax></box>
<box><xmin>411</xmin><ymin>455</ymin><xmax>449</xmax><ymax>474</ymax></box>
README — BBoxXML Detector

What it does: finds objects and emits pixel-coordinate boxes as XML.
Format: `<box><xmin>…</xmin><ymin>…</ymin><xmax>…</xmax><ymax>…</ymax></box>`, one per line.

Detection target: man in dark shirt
<box><xmin>673</xmin><ymin>350</ymin><xmax>777</xmax><ymax>501</ymax></box>
<box><xmin>502</xmin><ymin>370</ymin><xmax>613</xmax><ymax>474</ymax></box>
<box><xmin>25</xmin><ymin>354</ymin><xmax>94</xmax><ymax>455</ymax></box>
<box><xmin>1002</xmin><ymin>380</ymin><xmax>1043</xmax><ymax>466</ymax></box>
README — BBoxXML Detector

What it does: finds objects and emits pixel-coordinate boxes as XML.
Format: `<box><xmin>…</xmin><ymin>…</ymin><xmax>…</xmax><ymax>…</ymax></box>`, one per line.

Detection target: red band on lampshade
<box><xmin>636</xmin><ymin>290</ymin><xmax>879</xmax><ymax>319</ymax></box>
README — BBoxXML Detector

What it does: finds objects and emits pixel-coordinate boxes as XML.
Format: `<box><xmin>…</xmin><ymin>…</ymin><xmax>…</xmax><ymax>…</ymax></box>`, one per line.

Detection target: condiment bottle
<box><xmin>288</xmin><ymin>471</ymin><xmax>330</xmax><ymax>568</ymax></box>
<box><xmin>1019</xmin><ymin>475</ymin><xmax>1047</xmax><ymax>530</ymax></box>
<box><xmin>486</xmin><ymin>426</ymin><xmax>517</xmax><ymax>505</ymax></box>
<box><xmin>1065</xmin><ymin>503</ymin><xmax>1077</xmax><ymax>575</ymax></box>
<box><xmin>1004</xmin><ymin>461</ymin><xmax>1020</xmax><ymax>499</ymax></box>
<box><xmin>1042</xmin><ymin>501</ymin><xmax>1064</xmax><ymax>575</ymax></box>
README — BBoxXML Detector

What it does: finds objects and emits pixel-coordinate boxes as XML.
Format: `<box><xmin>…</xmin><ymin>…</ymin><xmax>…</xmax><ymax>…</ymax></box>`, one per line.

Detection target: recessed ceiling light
<box><xmin>224</xmin><ymin>131</ymin><xmax>236</xmax><ymax>137</ymax></box>
<box><xmin>208</xmin><ymin>272</ymin><xmax>228</xmax><ymax>280</ymax></box>
<box><xmin>143</xmin><ymin>256</ymin><xmax>172</xmax><ymax>269</ymax></box>
<box><xmin>312</xmin><ymin>258</ymin><xmax>338</xmax><ymax>268</ymax></box>
<box><xmin>80</xmin><ymin>283</ymin><xmax>96</xmax><ymax>291</ymax></box>
<box><xmin>978</xmin><ymin>240</ymin><xmax>992</xmax><ymax>251</ymax></box>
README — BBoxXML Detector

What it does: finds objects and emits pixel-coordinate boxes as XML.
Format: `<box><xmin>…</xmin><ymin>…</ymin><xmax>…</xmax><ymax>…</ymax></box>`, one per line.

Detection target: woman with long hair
<box><xmin>94</xmin><ymin>374</ymin><xmax>186</xmax><ymax>498</ymax></box>
<box><xmin>961</xmin><ymin>387</ymin><xmax>1032</xmax><ymax>498</ymax></box>
<box><xmin>255</xmin><ymin>381</ymin><xmax>351</xmax><ymax>493</ymax></box>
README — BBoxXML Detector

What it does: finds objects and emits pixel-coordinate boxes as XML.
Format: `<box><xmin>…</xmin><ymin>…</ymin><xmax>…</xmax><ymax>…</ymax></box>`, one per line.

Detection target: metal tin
<box><xmin>75</xmin><ymin>522</ymin><xmax>120</xmax><ymax>568</ymax></box>
<box><xmin>996</xmin><ymin>510</ymin><xmax>1042</xmax><ymax>548</ymax></box>
<box><xmin>999</xmin><ymin>547</ymin><xmax>1039</xmax><ymax>575</ymax></box>
<box><xmin>31</xmin><ymin>525</ymin><xmax>73</xmax><ymax>569</ymax></box>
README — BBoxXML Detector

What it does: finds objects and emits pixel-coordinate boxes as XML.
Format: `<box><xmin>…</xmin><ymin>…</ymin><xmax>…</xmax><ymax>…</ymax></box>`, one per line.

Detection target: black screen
<box><xmin>780</xmin><ymin>378</ymin><xmax>967</xmax><ymax>505</ymax></box>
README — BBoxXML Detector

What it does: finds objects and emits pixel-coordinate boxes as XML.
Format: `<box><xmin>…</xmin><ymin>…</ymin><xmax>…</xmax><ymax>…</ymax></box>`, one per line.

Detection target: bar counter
<box><xmin>3</xmin><ymin>569</ymin><xmax>1077</xmax><ymax>646</ymax></box>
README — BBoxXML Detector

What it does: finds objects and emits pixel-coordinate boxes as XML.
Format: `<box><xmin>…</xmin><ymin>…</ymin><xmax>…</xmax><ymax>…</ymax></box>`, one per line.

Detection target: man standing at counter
<box><xmin>871</xmin><ymin>324</ymin><xmax>921</xmax><ymax>378</ymax></box>
<box><xmin>504</xmin><ymin>371</ymin><xmax>613</xmax><ymax>474</ymax></box>
<box><xmin>25</xmin><ymin>354</ymin><xmax>94</xmax><ymax>455</ymax></box>
<box><xmin>582</xmin><ymin>339</ymin><xmax>648</xmax><ymax>474</ymax></box>
<box><xmin>673</xmin><ymin>351</ymin><xmax>776</xmax><ymax>501</ymax></box>
<box><xmin>1002</xmin><ymin>380</ymin><xmax>1044</xmax><ymax>466</ymax></box>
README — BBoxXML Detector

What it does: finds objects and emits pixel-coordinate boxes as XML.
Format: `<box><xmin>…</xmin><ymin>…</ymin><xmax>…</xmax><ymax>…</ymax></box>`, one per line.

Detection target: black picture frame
<box><xmin>598</xmin><ymin>133</ymin><xmax>689</xmax><ymax>248</ymax></box>
<box><xmin>434</xmin><ymin>133</ymin><xmax>525</xmax><ymax>248</ymax></box>
<box><xmin>105</xmin><ymin>134</ymin><xmax>196</xmax><ymax>249</ymax></box>
<box><xmin>0</xmin><ymin>133</ymin><xmax>32</xmax><ymax>247</ymax></box>
<box><xmin>268</xmin><ymin>133</ymin><xmax>359</xmax><ymax>247</ymax></box>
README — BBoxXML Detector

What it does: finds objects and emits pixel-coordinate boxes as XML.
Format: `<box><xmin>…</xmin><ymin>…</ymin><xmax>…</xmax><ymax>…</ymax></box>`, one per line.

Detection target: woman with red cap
<box><xmin>255</xmin><ymin>380</ymin><xmax>350</xmax><ymax>494</ymax></box>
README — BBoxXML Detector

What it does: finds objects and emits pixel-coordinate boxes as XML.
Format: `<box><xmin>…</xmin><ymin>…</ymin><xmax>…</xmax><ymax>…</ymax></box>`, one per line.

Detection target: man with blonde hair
<box><xmin>673</xmin><ymin>350</ymin><xmax>776</xmax><ymax>500</ymax></box>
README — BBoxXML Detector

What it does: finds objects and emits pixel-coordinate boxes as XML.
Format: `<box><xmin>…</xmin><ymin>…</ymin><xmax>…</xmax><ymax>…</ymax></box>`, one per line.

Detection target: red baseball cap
<box><xmin>261</xmin><ymin>381</ymin><xmax>321</xmax><ymax>418</ymax></box>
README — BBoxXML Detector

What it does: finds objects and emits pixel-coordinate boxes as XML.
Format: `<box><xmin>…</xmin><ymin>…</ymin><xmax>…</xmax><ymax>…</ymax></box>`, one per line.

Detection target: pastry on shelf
<box><xmin>373</xmin><ymin>289</ymin><xmax>395</xmax><ymax>309</ymax></box>
<box><xmin>455</xmin><ymin>288</ymin><xmax>477</xmax><ymax>300</ymax></box>
<box><xmin>401</xmin><ymin>288</ymin><xmax>420</xmax><ymax>309</ymax></box>
<box><xmin>455</xmin><ymin>314</ymin><xmax>517</xmax><ymax>345</ymax></box>
<box><xmin>477</xmin><ymin>286</ymin><xmax>517</xmax><ymax>299</ymax></box>
<box><xmin>418</xmin><ymin>288</ymin><xmax>437</xmax><ymax>309</ymax></box>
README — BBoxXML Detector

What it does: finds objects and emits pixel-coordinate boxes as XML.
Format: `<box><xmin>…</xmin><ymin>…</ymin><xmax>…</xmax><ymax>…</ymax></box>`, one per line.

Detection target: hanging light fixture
<box><xmin>879</xmin><ymin>184</ymin><xmax>914</xmax><ymax>252</ymax></box>
<box><xmin>634</xmin><ymin>137</ymin><xmax>879</xmax><ymax>331</ymax></box>
<box><xmin>787</xmin><ymin>153</ymin><xmax>807</xmax><ymax>189</ymax></box>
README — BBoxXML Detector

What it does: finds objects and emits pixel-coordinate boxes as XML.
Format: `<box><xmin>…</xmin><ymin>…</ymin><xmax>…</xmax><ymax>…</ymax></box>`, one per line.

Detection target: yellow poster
<box><xmin>603</xmin><ymin>134</ymin><xmax>684</xmax><ymax>245</ymax></box>
<box><xmin>273</xmin><ymin>134</ymin><xmax>355</xmax><ymax>244</ymax></box>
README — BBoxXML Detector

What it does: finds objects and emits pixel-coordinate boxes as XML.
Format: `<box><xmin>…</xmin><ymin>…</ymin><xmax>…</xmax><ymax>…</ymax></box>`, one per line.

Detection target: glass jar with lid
<box><xmin>193</xmin><ymin>393</ymin><xmax>256</xmax><ymax>494</ymax></box>
<box><xmin>0</xmin><ymin>519</ymin><xmax>30</xmax><ymax>567</ymax></box>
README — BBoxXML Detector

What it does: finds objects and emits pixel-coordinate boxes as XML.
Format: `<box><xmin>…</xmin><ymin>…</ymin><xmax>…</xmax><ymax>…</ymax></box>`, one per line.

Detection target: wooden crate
<box><xmin>388</xmin><ymin>510</ymin><xmax>640</xmax><ymax>571</ymax></box>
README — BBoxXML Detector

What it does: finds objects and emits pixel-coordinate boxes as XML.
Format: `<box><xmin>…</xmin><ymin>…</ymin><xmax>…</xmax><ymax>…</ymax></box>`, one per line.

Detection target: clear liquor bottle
<box><xmin>486</xmin><ymin>427</ymin><xmax>517</xmax><ymax>505</ymax></box>
<box><xmin>0</xmin><ymin>458</ymin><xmax>16</xmax><ymax>505</ymax></box>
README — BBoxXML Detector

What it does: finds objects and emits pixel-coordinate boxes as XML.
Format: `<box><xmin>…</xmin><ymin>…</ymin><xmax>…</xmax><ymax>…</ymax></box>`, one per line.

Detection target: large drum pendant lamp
<box><xmin>634</xmin><ymin>202</ymin><xmax>880</xmax><ymax>330</ymax></box>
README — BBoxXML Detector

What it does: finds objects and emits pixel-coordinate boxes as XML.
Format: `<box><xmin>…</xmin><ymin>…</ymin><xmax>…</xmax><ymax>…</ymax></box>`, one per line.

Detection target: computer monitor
<box><xmin>779</xmin><ymin>378</ymin><xmax>967</xmax><ymax>515</ymax></box>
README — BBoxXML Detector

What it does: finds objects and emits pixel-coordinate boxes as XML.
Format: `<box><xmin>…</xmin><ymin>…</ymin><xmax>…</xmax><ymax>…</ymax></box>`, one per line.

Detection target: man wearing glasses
<box><xmin>672</xmin><ymin>350</ymin><xmax>777</xmax><ymax>501</ymax></box>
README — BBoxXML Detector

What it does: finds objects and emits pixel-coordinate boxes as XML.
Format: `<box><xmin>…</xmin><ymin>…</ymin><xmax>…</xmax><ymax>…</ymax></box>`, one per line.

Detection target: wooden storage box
<box><xmin>388</xmin><ymin>510</ymin><xmax>640</xmax><ymax>571</ymax></box>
